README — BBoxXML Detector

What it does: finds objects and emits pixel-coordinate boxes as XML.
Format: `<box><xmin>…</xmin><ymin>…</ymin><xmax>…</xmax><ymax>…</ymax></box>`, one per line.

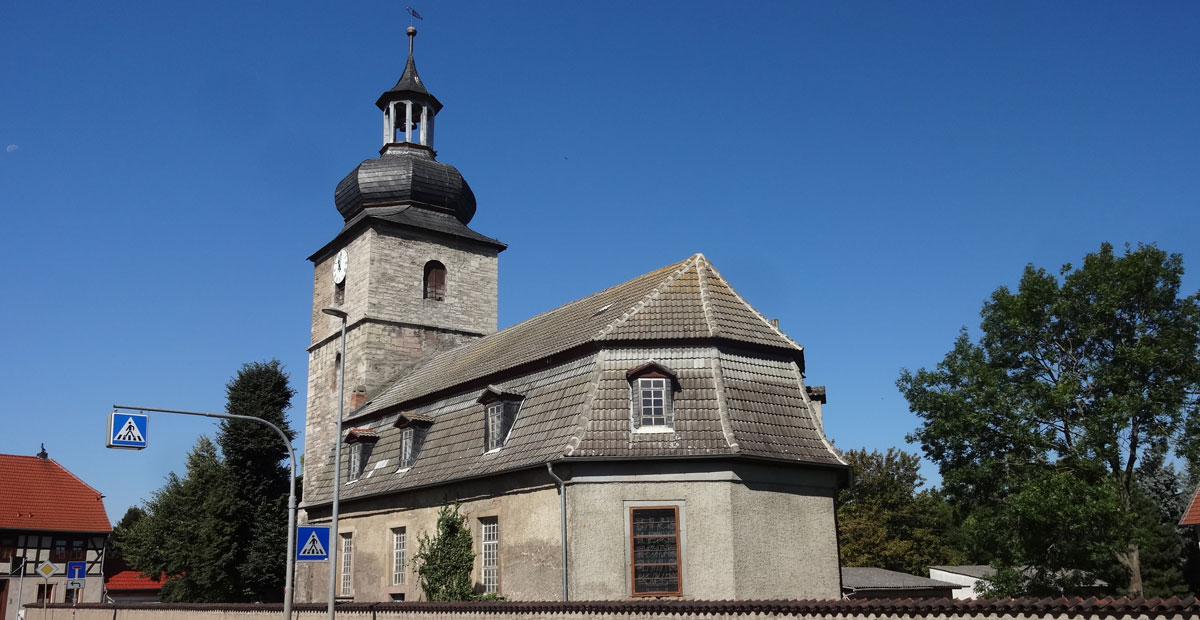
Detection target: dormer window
<box><xmin>400</xmin><ymin>428</ymin><xmax>414</xmax><ymax>467</ymax></box>
<box><xmin>424</xmin><ymin>261</ymin><xmax>446</xmax><ymax>301</ymax></box>
<box><xmin>627</xmin><ymin>362</ymin><xmax>679</xmax><ymax>432</ymax></box>
<box><xmin>394</xmin><ymin>412</ymin><xmax>433</xmax><ymax>470</ymax></box>
<box><xmin>477</xmin><ymin>386</ymin><xmax>523</xmax><ymax>452</ymax></box>
<box><xmin>344</xmin><ymin>428</ymin><xmax>378</xmax><ymax>482</ymax></box>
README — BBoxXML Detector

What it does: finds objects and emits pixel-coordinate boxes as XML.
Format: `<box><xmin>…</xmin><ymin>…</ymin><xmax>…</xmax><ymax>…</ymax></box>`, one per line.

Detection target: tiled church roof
<box><xmin>355</xmin><ymin>254</ymin><xmax>800</xmax><ymax>418</ymax></box>
<box><xmin>302</xmin><ymin>255</ymin><xmax>844</xmax><ymax>508</ymax></box>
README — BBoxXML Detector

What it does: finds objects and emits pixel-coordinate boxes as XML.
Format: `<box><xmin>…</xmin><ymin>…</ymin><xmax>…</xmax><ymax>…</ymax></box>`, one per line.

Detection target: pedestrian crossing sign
<box><xmin>296</xmin><ymin>526</ymin><xmax>331</xmax><ymax>562</ymax></box>
<box><xmin>107</xmin><ymin>412</ymin><xmax>148</xmax><ymax>449</ymax></box>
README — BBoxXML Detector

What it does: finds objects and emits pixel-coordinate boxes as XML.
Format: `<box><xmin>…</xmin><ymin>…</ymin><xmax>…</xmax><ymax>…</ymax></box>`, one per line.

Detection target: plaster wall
<box><xmin>3</xmin><ymin>578</ymin><xmax>102</xmax><ymax>620</ymax></box>
<box><xmin>296</xmin><ymin>471</ymin><xmax>562</xmax><ymax>603</ymax></box>
<box><xmin>567</xmin><ymin>465</ymin><xmax>841</xmax><ymax>601</ymax></box>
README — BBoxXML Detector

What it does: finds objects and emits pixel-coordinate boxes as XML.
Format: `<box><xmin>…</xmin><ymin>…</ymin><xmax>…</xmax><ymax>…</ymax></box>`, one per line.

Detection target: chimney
<box><xmin>350</xmin><ymin>386</ymin><xmax>368</xmax><ymax>410</ymax></box>
<box><xmin>769</xmin><ymin>318</ymin><xmax>780</xmax><ymax>329</ymax></box>
<box><xmin>36</xmin><ymin>443</ymin><xmax>48</xmax><ymax>459</ymax></box>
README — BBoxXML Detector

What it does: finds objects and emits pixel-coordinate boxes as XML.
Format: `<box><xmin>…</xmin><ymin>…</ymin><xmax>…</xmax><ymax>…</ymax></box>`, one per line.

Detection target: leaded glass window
<box><xmin>630</xmin><ymin>507</ymin><xmax>681</xmax><ymax>596</ymax></box>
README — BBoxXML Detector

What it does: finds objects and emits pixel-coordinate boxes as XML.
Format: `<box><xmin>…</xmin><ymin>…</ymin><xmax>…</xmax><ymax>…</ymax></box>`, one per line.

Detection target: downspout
<box><xmin>546</xmin><ymin>462</ymin><xmax>568</xmax><ymax>601</ymax></box>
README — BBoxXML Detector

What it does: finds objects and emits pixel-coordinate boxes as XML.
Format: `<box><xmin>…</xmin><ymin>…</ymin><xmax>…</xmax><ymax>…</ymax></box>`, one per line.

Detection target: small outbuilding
<box><xmin>840</xmin><ymin>567</ymin><xmax>957</xmax><ymax>599</ymax></box>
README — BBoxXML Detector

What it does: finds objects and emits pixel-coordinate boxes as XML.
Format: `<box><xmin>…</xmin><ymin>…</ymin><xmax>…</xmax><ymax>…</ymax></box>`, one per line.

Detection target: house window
<box><xmin>348</xmin><ymin>442</ymin><xmax>363</xmax><ymax>481</ymax></box>
<box><xmin>635</xmin><ymin>377</ymin><xmax>672</xmax><ymax>428</ymax></box>
<box><xmin>486</xmin><ymin>402</ymin><xmax>504</xmax><ymax>451</ymax></box>
<box><xmin>70</xmin><ymin>539</ymin><xmax>85</xmax><ymax>562</ymax></box>
<box><xmin>340</xmin><ymin>533</ymin><xmax>354</xmax><ymax>596</ymax></box>
<box><xmin>37</xmin><ymin>583</ymin><xmax>55</xmax><ymax>603</ymax></box>
<box><xmin>630</xmin><ymin>506</ymin><xmax>681</xmax><ymax>596</ymax></box>
<box><xmin>392</xmin><ymin>528</ymin><xmax>407</xmax><ymax>585</ymax></box>
<box><xmin>400</xmin><ymin>428</ymin><xmax>415</xmax><ymax>468</ymax></box>
<box><xmin>480</xmin><ymin>517</ymin><xmax>499</xmax><ymax>595</ymax></box>
<box><xmin>51</xmin><ymin>538</ymin><xmax>67</xmax><ymax>562</ymax></box>
<box><xmin>424</xmin><ymin>260</ymin><xmax>446</xmax><ymax>301</ymax></box>
<box><xmin>64</xmin><ymin>587</ymin><xmax>80</xmax><ymax>604</ymax></box>
<box><xmin>0</xmin><ymin>536</ymin><xmax>15</xmax><ymax>561</ymax></box>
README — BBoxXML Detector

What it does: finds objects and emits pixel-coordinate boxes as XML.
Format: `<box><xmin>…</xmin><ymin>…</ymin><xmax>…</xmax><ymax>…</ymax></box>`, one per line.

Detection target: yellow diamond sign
<box><xmin>36</xmin><ymin>561</ymin><xmax>57</xmax><ymax>578</ymax></box>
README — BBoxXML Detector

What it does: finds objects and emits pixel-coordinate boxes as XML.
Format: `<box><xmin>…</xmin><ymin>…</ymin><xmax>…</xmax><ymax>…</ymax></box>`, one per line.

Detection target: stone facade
<box><xmin>304</xmin><ymin>224</ymin><xmax>499</xmax><ymax>507</ymax></box>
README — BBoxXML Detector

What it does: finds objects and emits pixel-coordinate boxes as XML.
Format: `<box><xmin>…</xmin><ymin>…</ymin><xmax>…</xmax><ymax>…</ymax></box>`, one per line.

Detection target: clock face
<box><xmin>332</xmin><ymin>249</ymin><xmax>348</xmax><ymax>285</ymax></box>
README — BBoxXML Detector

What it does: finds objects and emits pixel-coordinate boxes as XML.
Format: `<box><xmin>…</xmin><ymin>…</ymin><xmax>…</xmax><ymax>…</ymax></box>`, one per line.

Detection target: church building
<box><xmin>296</xmin><ymin>28</ymin><xmax>847</xmax><ymax>603</ymax></box>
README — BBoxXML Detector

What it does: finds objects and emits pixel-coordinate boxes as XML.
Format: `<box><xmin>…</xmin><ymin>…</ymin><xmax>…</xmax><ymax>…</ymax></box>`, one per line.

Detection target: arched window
<box><xmin>424</xmin><ymin>260</ymin><xmax>446</xmax><ymax>301</ymax></box>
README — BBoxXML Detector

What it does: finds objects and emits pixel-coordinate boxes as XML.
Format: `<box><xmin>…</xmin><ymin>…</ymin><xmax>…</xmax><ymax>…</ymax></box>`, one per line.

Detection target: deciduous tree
<box><xmin>837</xmin><ymin>448</ymin><xmax>964</xmax><ymax>575</ymax></box>
<box><xmin>899</xmin><ymin>243</ymin><xmax>1200</xmax><ymax>596</ymax></box>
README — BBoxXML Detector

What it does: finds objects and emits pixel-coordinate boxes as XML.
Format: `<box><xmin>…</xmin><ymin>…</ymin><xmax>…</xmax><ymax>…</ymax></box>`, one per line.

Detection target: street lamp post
<box><xmin>111</xmin><ymin>405</ymin><xmax>298</xmax><ymax>620</ymax></box>
<box><xmin>321</xmin><ymin>307</ymin><xmax>348</xmax><ymax>620</ymax></box>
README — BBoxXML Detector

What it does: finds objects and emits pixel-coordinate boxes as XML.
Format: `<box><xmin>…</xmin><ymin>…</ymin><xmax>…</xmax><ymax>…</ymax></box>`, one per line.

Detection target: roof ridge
<box><xmin>562</xmin><ymin>350</ymin><xmax>607</xmax><ymax>457</ymax></box>
<box><xmin>792</xmin><ymin>364</ymin><xmax>847</xmax><ymax>467</ymax></box>
<box><xmin>702</xmin><ymin>258</ymin><xmax>803</xmax><ymax>352</ymax></box>
<box><xmin>709</xmin><ymin>348</ymin><xmax>741</xmax><ymax>453</ymax></box>
<box><xmin>44</xmin><ymin>457</ymin><xmax>106</xmax><ymax>500</ymax></box>
<box><xmin>697</xmin><ymin>255</ymin><xmax>718</xmax><ymax>338</ymax></box>
<box><xmin>595</xmin><ymin>254</ymin><xmax>702</xmax><ymax>340</ymax></box>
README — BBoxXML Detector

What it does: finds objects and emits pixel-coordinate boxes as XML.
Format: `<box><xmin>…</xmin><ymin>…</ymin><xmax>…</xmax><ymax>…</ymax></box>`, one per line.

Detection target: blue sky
<box><xmin>2</xmin><ymin>1</ymin><xmax>1198</xmax><ymax>522</ymax></box>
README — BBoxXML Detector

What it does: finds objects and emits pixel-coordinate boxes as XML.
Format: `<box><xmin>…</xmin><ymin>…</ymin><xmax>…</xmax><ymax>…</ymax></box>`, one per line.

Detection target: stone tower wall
<box><xmin>303</xmin><ymin>224</ymin><xmax>499</xmax><ymax>506</ymax></box>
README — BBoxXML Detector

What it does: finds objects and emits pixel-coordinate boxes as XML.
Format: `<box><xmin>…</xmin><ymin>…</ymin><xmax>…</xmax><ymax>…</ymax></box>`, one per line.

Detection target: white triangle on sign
<box><xmin>300</xmin><ymin>532</ymin><xmax>326</xmax><ymax>557</ymax></box>
<box><xmin>115</xmin><ymin>418</ymin><xmax>144</xmax><ymax>442</ymax></box>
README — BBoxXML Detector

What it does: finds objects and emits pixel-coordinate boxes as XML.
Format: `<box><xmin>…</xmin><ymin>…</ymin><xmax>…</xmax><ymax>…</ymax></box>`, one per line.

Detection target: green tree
<box><xmin>105</xmin><ymin>506</ymin><xmax>146</xmax><ymax>575</ymax></box>
<box><xmin>217</xmin><ymin>360</ymin><xmax>296</xmax><ymax>601</ymax></box>
<box><xmin>123</xmin><ymin>437</ymin><xmax>239</xmax><ymax>601</ymax></box>
<box><xmin>837</xmin><ymin>448</ymin><xmax>964</xmax><ymax>575</ymax></box>
<box><xmin>122</xmin><ymin>360</ymin><xmax>296</xmax><ymax>603</ymax></box>
<box><xmin>413</xmin><ymin>503</ymin><xmax>476</xmax><ymax>601</ymax></box>
<box><xmin>899</xmin><ymin>243</ymin><xmax>1200</xmax><ymax>596</ymax></box>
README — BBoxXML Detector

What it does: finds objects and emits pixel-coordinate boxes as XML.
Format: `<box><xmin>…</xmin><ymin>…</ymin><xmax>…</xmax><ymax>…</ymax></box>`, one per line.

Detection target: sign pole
<box><xmin>111</xmin><ymin>405</ymin><xmax>298</xmax><ymax>620</ymax></box>
<box><xmin>14</xmin><ymin>558</ymin><xmax>25</xmax><ymax>620</ymax></box>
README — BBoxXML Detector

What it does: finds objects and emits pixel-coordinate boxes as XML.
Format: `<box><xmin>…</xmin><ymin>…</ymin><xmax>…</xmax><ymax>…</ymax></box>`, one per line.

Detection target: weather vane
<box><xmin>405</xmin><ymin>6</ymin><xmax>423</xmax><ymax>26</ymax></box>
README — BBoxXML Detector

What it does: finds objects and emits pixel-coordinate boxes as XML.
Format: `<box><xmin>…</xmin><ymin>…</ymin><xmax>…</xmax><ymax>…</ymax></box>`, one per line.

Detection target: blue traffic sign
<box><xmin>296</xmin><ymin>526</ymin><xmax>331</xmax><ymax>562</ymax></box>
<box><xmin>66</xmin><ymin>561</ymin><xmax>86</xmax><ymax>580</ymax></box>
<box><xmin>108</xmin><ymin>412</ymin><xmax>148</xmax><ymax>449</ymax></box>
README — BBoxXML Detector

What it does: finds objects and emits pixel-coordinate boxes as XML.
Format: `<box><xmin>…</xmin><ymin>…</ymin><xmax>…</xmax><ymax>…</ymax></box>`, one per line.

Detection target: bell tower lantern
<box><xmin>377</xmin><ymin>27</ymin><xmax>441</xmax><ymax>149</ymax></box>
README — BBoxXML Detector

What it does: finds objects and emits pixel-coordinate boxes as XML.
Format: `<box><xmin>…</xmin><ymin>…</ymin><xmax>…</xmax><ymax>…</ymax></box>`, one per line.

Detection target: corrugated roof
<box><xmin>841</xmin><ymin>567</ymin><xmax>959</xmax><ymax>590</ymax></box>
<box><xmin>1180</xmin><ymin>483</ymin><xmax>1200</xmax><ymax>526</ymax></box>
<box><xmin>0</xmin><ymin>454</ymin><xmax>111</xmax><ymax>533</ymax></box>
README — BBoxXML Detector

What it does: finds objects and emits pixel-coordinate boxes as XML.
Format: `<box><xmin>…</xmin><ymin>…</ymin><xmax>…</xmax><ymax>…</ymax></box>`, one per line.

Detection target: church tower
<box><xmin>304</xmin><ymin>27</ymin><xmax>505</xmax><ymax>494</ymax></box>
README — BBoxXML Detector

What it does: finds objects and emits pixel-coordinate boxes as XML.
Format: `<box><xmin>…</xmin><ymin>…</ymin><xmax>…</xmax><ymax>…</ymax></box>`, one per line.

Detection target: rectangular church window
<box><xmin>629</xmin><ymin>506</ymin><xmax>681</xmax><ymax>596</ymax></box>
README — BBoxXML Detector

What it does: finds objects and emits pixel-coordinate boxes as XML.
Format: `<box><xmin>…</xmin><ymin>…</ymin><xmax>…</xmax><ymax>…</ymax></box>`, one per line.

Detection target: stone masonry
<box><xmin>304</xmin><ymin>223</ymin><xmax>499</xmax><ymax>511</ymax></box>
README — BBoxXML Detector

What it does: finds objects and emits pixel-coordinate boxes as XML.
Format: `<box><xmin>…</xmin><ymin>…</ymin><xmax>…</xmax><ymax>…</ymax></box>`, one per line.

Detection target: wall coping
<box><xmin>40</xmin><ymin>596</ymin><xmax>1200</xmax><ymax>617</ymax></box>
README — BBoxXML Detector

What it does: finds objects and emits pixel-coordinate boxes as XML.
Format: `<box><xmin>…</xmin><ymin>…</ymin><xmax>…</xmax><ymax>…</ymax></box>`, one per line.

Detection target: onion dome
<box><xmin>334</xmin><ymin>144</ymin><xmax>476</xmax><ymax>224</ymax></box>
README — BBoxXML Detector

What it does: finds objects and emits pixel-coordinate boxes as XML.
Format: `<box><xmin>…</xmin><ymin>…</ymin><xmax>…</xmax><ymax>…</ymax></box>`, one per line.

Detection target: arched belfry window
<box><xmin>424</xmin><ymin>261</ymin><xmax>446</xmax><ymax>301</ymax></box>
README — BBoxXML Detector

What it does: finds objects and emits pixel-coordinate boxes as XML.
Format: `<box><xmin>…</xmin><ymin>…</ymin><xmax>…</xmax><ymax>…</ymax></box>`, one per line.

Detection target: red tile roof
<box><xmin>1181</xmin><ymin>483</ymin><xmax>1200</xmax><ymax>526</ymax></box>
<box><xmin>105</xmin><ymin>570</ymin><xmax>163</xmax><ymax>591</ymax></box>
<box><xmin>0</xmin><ymin>454</ymin><xmax>111</xmax><ymax>533</ymax></box>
